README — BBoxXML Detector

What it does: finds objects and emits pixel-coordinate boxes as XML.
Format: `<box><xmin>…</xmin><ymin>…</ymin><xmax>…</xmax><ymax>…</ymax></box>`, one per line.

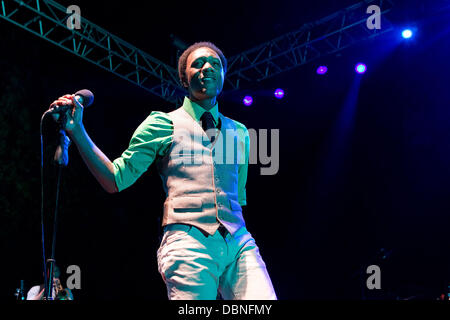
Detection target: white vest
<box><xmin>156</xmin><ymin>107</ymin><xmax>246</xmax><ymax>235</ymax></box>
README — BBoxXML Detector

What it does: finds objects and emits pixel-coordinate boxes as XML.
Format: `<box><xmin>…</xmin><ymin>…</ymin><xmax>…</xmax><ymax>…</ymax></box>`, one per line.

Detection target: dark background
<box><xmin>1</xmin><ymin>0</ymin><xmax>449</xmax><ymax>300</ymax></box>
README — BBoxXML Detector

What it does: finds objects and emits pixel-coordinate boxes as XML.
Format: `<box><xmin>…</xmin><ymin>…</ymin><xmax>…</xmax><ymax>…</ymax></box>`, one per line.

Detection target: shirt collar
<box><xmin>182</xmin><ymin>96</ymin><xmax>220</xmax><ymax>126</ymax></box>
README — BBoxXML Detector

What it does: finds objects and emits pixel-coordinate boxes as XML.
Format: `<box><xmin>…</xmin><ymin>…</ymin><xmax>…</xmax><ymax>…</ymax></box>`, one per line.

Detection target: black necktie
<box><xmin>200</xmin><ymin>111</ymin><xmax>216</xmax><ymax>143</ymax></box>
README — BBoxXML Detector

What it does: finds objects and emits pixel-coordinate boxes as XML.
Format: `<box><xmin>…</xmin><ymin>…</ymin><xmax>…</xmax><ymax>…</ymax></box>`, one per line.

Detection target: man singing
<box><xmin>50</xmin><ymin>42</ymin><xmax>276</xmax><ymax>300</ymax></box>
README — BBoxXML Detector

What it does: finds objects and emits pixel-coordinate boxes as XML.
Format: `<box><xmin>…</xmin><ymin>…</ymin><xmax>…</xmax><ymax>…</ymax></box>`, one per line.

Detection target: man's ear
<box><xmin>181</xmin><ymin>78</ymin><xmax>189</xmax><ymax>89</ymax></box>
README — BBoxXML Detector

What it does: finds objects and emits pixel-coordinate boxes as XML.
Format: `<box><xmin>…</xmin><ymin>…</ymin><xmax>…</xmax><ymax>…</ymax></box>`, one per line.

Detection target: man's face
<box><xmin>184</xmin><ymin>47</ymin><xmax>224</xmax><ymax>102</ymax></box>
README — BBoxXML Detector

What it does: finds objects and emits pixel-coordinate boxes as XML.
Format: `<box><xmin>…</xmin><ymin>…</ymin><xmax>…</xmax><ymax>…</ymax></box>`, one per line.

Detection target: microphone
<box><xmin>49</xmin><ymin>89</ymin><xmax>94</xmax><ymax>114</ymax></box>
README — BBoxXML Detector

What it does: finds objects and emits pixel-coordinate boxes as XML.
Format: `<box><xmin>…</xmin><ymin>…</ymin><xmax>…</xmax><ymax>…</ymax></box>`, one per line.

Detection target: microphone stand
<box><xmin>44</xmin><ymin>114</ymin><xmax>71</xmax><ymax>300</ymax></box>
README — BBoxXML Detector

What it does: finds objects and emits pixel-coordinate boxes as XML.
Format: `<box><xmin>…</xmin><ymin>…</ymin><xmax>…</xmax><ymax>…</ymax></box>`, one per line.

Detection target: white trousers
<box><xmin>157</xmin><ymin>224</ymin><xmax>277</xmax><ymax>300</ymax></box>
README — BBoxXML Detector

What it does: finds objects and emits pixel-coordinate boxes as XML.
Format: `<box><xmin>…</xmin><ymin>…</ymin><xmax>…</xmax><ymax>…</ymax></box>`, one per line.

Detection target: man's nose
<box><xmin>202</xmin><ymin>62</ymin><xmax>214</xmax><ymax>72</ymax></box>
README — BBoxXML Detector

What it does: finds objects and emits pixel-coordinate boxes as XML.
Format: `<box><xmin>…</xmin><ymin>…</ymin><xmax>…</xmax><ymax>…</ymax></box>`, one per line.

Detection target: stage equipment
<box><xmin>40</xmin><ymin>89</ymin><xmax>94</xmax><ymax>299</ymax></box>
<box><xmin>0</xmin><ymin>0</ymin><xmax>395</xmax><ymax>103</ymax></box>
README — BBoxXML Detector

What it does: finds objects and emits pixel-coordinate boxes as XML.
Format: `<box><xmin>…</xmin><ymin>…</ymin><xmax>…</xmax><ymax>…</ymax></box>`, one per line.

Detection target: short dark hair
<box><xmin>178</xmin><ymin>41</ymin><xmax>227</xmax><ymax>89</ymax></box>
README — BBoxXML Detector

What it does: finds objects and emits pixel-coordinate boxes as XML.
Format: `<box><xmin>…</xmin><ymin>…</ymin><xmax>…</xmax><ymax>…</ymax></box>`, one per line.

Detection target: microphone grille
<box><xmin>74</xmin><ymin>89</ymin><xmax>94</xmax><ymax>107</ymax></box>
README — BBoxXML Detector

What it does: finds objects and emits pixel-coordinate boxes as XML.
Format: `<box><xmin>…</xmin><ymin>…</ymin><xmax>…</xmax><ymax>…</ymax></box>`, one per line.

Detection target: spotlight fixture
<box><xmin>316</xmin><ymin>66</ymin><xmax>328</xmax><ymax>75</ymax></box>
<box><xmin>355</xmin><ymin>63</ymin><xmax>367</xmax><ymax>74</ymax></box>
<box><xmin>401</xmin><ymin>29</ymin><xmax>413</xmax><ymax>39</ymax></box>
<box><xmin>243</xmin><ymin>96</ymin><xmax>253</xmax><ymax>106</ymax></box>
<box><xmin>274</xmin><ymin>89</ymin><xmax>285</xmax><ymax>99</ymax></box>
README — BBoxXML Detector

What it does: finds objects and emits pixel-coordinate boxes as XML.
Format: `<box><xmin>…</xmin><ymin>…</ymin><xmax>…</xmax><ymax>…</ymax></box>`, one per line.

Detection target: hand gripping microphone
<box><xmin>49</xmin><ymin>89</ymin><xmax>94</xmax><ymax>114</ymax></box>
<box><xmin>52</xmin><ymin>89</ymin><xmax>94</xmax><ymax>166</ymax></box>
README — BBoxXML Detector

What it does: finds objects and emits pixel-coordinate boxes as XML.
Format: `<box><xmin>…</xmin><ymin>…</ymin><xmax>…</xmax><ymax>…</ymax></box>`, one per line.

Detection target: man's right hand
<box><xmin>48</xmin><ymin>93</ymin><xmax>118</xmax><ymax>193</ymax></box>
<box><xmin>49</xmin><ymin>94</ymin><xmax>84</xmax><ymax>136</ymax></box>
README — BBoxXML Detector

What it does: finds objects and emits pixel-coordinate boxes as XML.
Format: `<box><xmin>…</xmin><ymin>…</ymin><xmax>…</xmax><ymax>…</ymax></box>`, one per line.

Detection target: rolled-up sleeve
<box><xmin>113</xmin><ymin>111</ymin><xmax>173</xmax><ymax>192</ymax></box>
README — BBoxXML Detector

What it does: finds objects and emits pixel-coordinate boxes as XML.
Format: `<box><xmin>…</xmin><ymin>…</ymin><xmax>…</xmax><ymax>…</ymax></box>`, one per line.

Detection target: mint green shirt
<box><xmin>112</xmin><ymin>97</ymin><xmax>249</xmax><ymax>206</ymax></box>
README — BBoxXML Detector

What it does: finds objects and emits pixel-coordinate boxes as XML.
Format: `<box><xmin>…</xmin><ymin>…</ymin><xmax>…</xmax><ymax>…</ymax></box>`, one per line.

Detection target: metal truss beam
<box><xmin>1</xmin><ymin>0</ymin><xmax>396</xmax><ymax>103</ymax></box>
<box><xmin>225</xmin><ymin>0</ymin><xmax>395</xmax><ymax>90</ymax></box>
<box><xmin>0</xmin><ymin>0</ymin><xmax>184</xmax><ymax>105</ymax></box>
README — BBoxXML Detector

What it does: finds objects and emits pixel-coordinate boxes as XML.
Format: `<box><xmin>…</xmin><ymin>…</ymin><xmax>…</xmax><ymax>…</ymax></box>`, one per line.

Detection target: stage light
<box><xmin>243</xmin><ymin>96</ymin><xmax>253</xmax><ymax>106</ymax></box>
<box><xmin>355</xmin><ymin>63</ymin><xmax>367</xmax><ymax>74</ymax></box>
<box><xmin>316</xmin><ymin>66</ymin><xmax>328</xmax><ymax>75</ymax></box>
<box><xmin>402</xmin><ymin>29</ymin><xmax>413</xmax><ymax>39</ymax></box>
<box><xmin>274</xmin><ymin>89</ymin><xmax>284</xmax><ymax>99</ymax></box>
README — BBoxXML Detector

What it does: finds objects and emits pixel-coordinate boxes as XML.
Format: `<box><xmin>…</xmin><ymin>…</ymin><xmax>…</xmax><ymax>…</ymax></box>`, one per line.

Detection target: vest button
<box><xmin>215</xmin><ymin>177</ymin><xmax>219</xmax><ymax>182</ymax></box>
<box><xmin>216</xmin><ymin>188</ymin><xmax>220</xmax><ymax>193</ymax></box>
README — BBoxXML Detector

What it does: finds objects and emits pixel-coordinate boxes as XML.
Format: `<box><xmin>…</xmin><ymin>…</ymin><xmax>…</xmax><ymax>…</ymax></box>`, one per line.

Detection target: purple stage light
<box><xmin>274</xmin><ymin>89</ymin><xmax>284</xmax><ymax>99</ymax></box>
<box><xmin>316</xmin><ymin>66</ymin><xmax>328</xmax><ymax>75</ymax></box>
<box><xmin>243</xmin><ymin>96</ymin><xmax>253</xmax><ymax>106</ymax></box>
<box><xmin>355</xmin><ymin>63</ymin><xmax>367</xmax><ymax>74</ymax></box>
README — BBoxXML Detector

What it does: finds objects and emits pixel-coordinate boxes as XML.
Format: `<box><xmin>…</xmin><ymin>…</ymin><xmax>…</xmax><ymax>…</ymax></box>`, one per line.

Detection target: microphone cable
<box><xmin>39</xmin><ymin>110</ymin><xmax>52</xmax><ymax>298</ymax></box>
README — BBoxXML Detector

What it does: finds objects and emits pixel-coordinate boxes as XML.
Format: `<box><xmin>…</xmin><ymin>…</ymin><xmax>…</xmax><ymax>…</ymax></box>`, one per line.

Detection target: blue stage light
<box><xmin>243</xmin><ymin>96</ymin><xmax>253</xmax><ymax>106</ymax></box>
<box><xmin>402</xmin><ymin>29</ymin><xmax>413</xmax><ymax>39</ymax></box>
<box><xmin>355</xmin><ymin>63</ymin><xmax>367</xmax><ymax>74</ymax></box>
<box><xmin>274</xmin><ymin>89</ymin><xmax>284</xmax><ymax>99</ymax></box>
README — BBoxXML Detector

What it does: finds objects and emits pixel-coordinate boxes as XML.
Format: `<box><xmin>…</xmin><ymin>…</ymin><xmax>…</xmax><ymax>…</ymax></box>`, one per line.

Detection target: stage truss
<box><xmin>1</xmin><ymin>0</ymin><xmax>395</xmax><ymax>104</ymax></box>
